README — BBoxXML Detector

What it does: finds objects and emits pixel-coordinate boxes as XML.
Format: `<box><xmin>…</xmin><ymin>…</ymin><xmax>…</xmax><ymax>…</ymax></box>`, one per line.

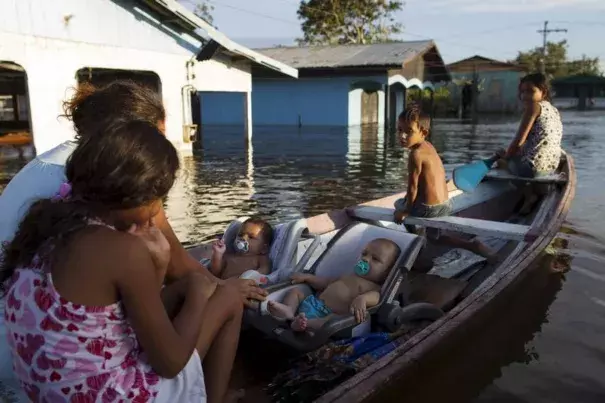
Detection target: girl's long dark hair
<box><xmin>0</xmin><ymin>120</ymin><xmax>179</xmax><ymax>293</ymax></box>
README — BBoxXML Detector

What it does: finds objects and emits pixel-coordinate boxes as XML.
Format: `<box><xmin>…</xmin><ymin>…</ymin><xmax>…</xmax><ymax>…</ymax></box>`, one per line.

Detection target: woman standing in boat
<box><xmin>499</xmin><ymin>73</ymin><xmax>564</xmax><ymax>212</ymax></box>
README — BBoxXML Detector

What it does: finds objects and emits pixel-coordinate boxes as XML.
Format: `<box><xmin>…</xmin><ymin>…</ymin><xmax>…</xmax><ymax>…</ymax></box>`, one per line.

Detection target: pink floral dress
<box><xmin>4</xmin><ymin>259</ymin><xmax>161</xmax><ymax>403</ymax></box>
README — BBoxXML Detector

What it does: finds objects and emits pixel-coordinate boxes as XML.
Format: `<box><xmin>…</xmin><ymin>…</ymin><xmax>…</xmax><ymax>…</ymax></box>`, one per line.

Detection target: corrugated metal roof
<box><xmin>255</xmin><ymin>41</ymin><xmax>434</xmax><ymax>69</ymax></box>
<box><xmin>139</xmin><ymin>0</ymin><xmax>298</xmax><ymax>78</ymax></box>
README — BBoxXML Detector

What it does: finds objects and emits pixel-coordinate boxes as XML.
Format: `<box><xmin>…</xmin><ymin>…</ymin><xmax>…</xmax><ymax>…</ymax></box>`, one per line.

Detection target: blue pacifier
<box><xmin>234</xmin><ymin>237</ymin><xmax>249</xmax><ymax>253</ymax></box>
<box><xmin>355</xmin><ymin>260</ymin><xmax>370</xmax><ymax>276</ymax></box>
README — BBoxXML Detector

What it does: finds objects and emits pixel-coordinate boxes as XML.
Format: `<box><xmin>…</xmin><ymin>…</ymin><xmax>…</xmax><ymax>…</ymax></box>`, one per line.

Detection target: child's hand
<box><xmin>129</xmin><ymin>222</ymin><xmax>171</xmax><ymax>275</ymax></box>
<box><xmin>350</xmin><ymin>295</ymin><xmax>368</xmax><ymax>323</ymax></box>
<box><xmin>393</xmin><ymin>209</ymin><xmax>406</xmax><ymax>224</ymax></box>
<box><xmin>290</xmin><ymin>273</ymin><xmax>311</xmax><ymax>284</ymax></box>
<box><xmin>212</xmin><ymin>239</ymin><xmax>226</xmax><ymax>256</ymax></box>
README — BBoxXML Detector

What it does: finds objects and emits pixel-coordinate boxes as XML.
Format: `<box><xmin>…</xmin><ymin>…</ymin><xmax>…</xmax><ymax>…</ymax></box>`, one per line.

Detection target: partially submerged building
<box><xmin>0</xmin><ymin>0</ymin><xmax>297</xmax><ymax>155</ymax></box>
<box><xmin>246</xmin><ymin>41</ymin><xmax>449</xmax><ymax>129</ymax></box>
<box><xmin>552</xmin><ymin>74</ymin><xmax>605</xmax><ymax>110</ymax></box>
<box><xmin>445</xmin><ymin>55</ymin><xmax>526</xmax><ymax>115</ymax></box>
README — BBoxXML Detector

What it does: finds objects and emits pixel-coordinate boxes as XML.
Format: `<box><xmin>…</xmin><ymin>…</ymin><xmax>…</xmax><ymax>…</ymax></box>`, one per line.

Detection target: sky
<box><xmin>180</xmin><ymin>0</ymin><xmax>605</xmax><ymax>72</ymax></box>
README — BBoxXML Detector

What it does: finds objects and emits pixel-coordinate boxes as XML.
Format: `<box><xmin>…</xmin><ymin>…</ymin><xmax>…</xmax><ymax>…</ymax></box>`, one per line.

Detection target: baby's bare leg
<box><xmin>268</xmin><ymin>288</ymin><xmax>306</xmax><ymax>320</ymax></box>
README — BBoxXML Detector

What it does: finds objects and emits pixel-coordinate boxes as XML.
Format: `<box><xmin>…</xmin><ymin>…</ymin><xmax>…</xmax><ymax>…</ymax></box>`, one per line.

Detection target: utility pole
<box><xmin>537</xmin><ymin>20</ymin><xmax>567</xmax><ymax>74</ymax></box>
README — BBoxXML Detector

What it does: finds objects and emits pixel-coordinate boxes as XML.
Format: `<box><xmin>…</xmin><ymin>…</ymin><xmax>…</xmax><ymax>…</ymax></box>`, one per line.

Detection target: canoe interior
<box><xmin>228</xmin><ymin>153</ymin><xmax>575</xmax><ymax>403</ymax></box>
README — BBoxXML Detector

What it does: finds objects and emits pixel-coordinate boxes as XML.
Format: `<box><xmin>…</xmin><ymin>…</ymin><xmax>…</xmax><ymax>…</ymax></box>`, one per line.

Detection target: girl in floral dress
<box><xmin>2</xmin><ymin>120</ymin><xmax>235</xmax><ymax>402</ymax></box>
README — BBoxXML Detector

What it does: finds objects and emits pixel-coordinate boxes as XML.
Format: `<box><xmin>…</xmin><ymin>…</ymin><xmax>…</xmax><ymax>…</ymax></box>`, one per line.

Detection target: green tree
<box><xmin>513</xmin><ymin>40</ymin><xmax>602</xmax><ymax>77</ymax></box>
<box><xmin>297</xmin><ymin>0</ymin><xmax>403</xmax><ymax>45</ymax></box>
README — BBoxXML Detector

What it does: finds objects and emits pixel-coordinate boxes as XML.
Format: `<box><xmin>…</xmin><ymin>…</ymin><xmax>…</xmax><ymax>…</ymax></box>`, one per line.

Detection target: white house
<box><xmin>0</xmin><ymin>0</ymin><xmax>298</xmax><ymax>155</ymax></box>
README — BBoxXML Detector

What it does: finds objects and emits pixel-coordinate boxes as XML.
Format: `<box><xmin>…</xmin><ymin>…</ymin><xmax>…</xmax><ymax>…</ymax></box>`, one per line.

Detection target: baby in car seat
<box><xmin>267</xmin><ymin>238</ymin><xmax>400</xmax><ymax>332</ymax></box>
<box><xmin>206</xmin><ymin>217</ymin><xmax>274</xmax><ymax>281</ymax></box>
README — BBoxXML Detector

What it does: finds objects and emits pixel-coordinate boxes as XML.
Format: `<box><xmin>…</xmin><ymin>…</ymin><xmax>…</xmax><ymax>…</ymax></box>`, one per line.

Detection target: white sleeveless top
<box><xmin>0</xmin><ymin>141</ymin><xmax>76</xmax><ymax>248</ymax></box>
<box><xmin>521</xmin><ymin>100</ymin><xmax>563</xmax><ymax>173</ymax></box>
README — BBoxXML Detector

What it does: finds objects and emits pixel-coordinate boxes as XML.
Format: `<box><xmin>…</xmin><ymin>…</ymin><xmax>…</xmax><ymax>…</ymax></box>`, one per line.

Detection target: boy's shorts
<box><xmin>394</xmin><ymin>197</ymin><xmax>453</xmax><ymax>240</ymax></box>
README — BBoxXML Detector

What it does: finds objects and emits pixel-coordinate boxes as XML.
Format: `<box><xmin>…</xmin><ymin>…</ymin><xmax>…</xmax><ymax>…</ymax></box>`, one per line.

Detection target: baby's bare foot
<box><xmin>267</xmin><ymin>301</ymin><xmax>295</xmax><ymax>320</ymax></box>
<box><xmin>291</xmin><ymin>313</ymin><xmax>308</xmax><ymax>332</ymax></box>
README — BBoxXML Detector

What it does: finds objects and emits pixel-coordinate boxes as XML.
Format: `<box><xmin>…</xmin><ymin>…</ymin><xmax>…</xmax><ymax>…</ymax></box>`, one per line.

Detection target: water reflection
<box><xmin>2</xmin><ymin>111</ymin><xmax>605</xmax><ymax>402</ymax></box>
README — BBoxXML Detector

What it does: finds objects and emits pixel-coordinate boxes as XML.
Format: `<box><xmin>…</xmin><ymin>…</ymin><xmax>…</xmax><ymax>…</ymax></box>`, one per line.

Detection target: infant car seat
<box><xmin>247</xmin><ymin>221</ymin><xmax>436</xmax><ymax>352</ymax></box>
<box><xmin>221</xmin><ymin>217</ymin><xmax>321</xmax><ymax>284</ymax></box>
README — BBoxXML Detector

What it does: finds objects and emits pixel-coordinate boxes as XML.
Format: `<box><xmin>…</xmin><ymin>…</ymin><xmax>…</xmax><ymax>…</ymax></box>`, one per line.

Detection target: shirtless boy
<box><xmin>393</xmin><ymin>106</ymin><xmax>495</xmax><ymax>260</ymax></box>
<box><xmin>267</xmin><ymin>238</ymin><xmax>400</xmax><ymax>332</ymax></box>
<box><xmin>209</xmin><ymin>217</ymin><xmax>273</xmax><ymax>279</ymax></box>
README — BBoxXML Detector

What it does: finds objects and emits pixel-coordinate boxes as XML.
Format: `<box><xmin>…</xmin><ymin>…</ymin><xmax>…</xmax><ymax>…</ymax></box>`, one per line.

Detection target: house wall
<box><xmin>442</xmin><ymin>69</ymin><xmax>523</xmax><ymax>113</ymax></box>
<box><xmin>252</xmin><ymin>75</ymin><xmax>387</xmax><ymax>126</ymax></box>
<box><xmin>0</xmin><ymin>0</ymin><xmax>253</xmax><ymax>154</ymax></box>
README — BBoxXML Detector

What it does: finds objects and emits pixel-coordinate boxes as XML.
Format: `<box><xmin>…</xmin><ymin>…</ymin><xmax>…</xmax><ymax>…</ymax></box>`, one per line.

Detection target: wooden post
<box><xmin>244</xmin><ymin>91</ymin><xmax>252</xmax><ymax>144</ymax></box>
<box><xmin>384</xmin><ymin>84</ymin><xmax>390</xmax><ymax>135</ymax></box>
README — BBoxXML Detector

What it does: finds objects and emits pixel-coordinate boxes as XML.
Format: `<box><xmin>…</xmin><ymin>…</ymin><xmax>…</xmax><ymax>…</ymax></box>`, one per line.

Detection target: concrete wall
<box><xmin>0</xmin><ymin>0</ymin><xmax>254</xmax><ymax>154</ymax></box>
<box><xmin>252</xmin><ymin>75</ymin><xmax>386</xmax><ymax>126</ymax></box>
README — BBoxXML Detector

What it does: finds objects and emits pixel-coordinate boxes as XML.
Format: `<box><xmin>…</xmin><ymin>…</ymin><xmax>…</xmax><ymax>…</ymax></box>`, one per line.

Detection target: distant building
<box><xmin>551</xmin><ymin>74</ymin><xmax>605</xmax><ymax>110</ymax></box>
<box><xmin>444</xmin><ymin>55</ymin><xmax>527</xmax><ymax>115</ymax></box>
<box><xmin>241</xmin><ymin>41</ymin><xmax>449</xmax><ymax>129</ymax></box>
<box><xmin>0</xmin><ymin>0</ymin><xmax>297</xmax><ymax>154</ymax></box>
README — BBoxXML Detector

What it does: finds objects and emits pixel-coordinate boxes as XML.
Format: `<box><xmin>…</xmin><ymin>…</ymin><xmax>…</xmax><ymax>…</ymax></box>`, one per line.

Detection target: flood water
<box><xmin>1</xmin><ymin>111</ymin><xmax>604</xmax><ymax>402</ymax></box>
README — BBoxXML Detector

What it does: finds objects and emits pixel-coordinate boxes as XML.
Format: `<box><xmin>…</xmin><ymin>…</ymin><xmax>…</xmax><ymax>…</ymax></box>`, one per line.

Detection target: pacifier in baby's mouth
<box><xmin>355</xmin><ymin>260</ymin><xmax>370</xmax><ymax>276</ymax></box>
<box><xmin>234</xmin><ymin>237</ymin><xmax>249</xmax><ymax>253</ymax></box>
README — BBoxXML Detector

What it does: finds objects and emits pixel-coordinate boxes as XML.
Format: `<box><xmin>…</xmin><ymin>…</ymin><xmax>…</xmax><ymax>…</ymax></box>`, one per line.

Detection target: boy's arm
<box><xmin>405</xmin><ymin>149</ymin><xmax>423</xmax><ymax>212</ymax></box>
<box><xmin>507</xmin><ymin>102</ymin><xmax>540</xmax><ymax>156</ymax></box>
<box><xmin>257</xmin><ymin>255</ymin><xmax>272</xmax><ymax>275</ymax></box>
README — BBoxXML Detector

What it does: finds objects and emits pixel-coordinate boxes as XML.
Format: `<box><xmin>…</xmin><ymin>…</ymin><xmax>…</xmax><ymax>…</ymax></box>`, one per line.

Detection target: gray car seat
<box><xmin>221</xmin><ymin>217</ymin><xmax>321</xmax><ymax>284</ymax></box>
<box><xmin>247</xmin><ymin>221</ymin><xmax>434</xmax><ymax>352</ymax></box>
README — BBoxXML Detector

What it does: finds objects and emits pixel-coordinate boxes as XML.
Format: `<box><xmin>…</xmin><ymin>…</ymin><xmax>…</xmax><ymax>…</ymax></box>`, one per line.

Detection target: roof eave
<box><xmin>141</xmin><ymin>0</ymin><xmax>298</xmax><ymax>78</ymax></box>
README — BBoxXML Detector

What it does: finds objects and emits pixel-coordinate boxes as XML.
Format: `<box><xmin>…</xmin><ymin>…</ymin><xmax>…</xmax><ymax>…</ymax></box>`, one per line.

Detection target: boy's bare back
<box><xmin>411</xmin><ymin>141</ymin><xmax>448</xmax><ymax>206</ymax></box>
<box><xmin>318</xmin><ymin>274</ymin><xmax>380</xmax><ymax>315</ymax></box>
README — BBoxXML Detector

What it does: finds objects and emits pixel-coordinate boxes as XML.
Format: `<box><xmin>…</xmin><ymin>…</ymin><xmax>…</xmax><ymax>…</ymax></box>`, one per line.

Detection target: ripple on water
<box><xmin>1</xmin><ymin>111</ymin><xmax>604</xmax><ymax>402</ymax></box>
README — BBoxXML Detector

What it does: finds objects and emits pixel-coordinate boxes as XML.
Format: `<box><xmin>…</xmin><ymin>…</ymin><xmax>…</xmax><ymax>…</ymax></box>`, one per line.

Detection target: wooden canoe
<box><xmin>208</xmin><ymin>151</ymin><xmax>575</xmax><ymax>402</ymax></box>
<box><xmin>311</xmin><ymin>154</ymin><xmax>576</xmax><ymax>403</ymax></box>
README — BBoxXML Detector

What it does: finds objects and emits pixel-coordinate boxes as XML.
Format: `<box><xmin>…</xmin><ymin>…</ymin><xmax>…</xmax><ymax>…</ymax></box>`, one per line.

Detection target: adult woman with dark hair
<box><xmin>0</xmin><ymin>80</ymin><xmax>266</xmax><ymax>303</ymax></box>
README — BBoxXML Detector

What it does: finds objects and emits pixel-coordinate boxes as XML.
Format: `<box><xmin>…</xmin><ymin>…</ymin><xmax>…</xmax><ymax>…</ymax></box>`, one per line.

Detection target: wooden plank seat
<box><xmin>403</xmin><ymin>215</ymin><xmax>536</xmax><ymax>242</ymax></box>
<box><xmin>485</xmin><ymin>169</ymin><xmax>567</xmax><ymax>184</ymax></box>
<box><xmin>349</xmin><ymin>181</ymin><xmax>516</xmax><ymax>223</ymax></box>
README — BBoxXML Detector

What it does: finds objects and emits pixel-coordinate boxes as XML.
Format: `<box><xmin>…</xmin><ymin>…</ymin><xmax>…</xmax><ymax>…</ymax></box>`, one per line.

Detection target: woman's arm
<box><xmin>155</xmin><ymin>206</ymin><xmax>220</xmax><ymax>284</ymax></box>
<box><xmin>506</xmin><ymin>102</ymin><xmax>541</xmax><ymax>156</ymax></box>
<box><xmin>115</xmin><ymin>236</ymin><xmax>215</xmax><ymax>378</ymax></box>
<box><xmin>155</xmin><ymin>206</ymin><xmax>269</xmax><ymax>306</ymax></box>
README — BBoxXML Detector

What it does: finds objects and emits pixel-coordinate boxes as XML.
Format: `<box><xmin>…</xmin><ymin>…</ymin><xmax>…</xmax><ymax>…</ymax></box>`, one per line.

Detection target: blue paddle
<box><xmin>452</xmin><ymin>153</ymin><xmax>501</xmax><ymax>193</ymax></box>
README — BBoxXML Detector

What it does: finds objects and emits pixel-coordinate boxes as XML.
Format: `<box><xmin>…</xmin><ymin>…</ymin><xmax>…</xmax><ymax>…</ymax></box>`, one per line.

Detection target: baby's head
<box><xmin>397</xmin><ymin>104</ymin><xmax>431</xmax><ymax>149</ymax></box>
<box><xmin>519</xmin><ymin>72</ymin><xmax>551</xmax><ymax>105</ymax></box>
<box><xmin>234</xmin><ymin>217</ymin><xmax>274</xmax><ymax>255</ymax></box>
<box><xmin>355</xmin><ymin>238</ymin><xmax>400</xmax><ymax>284</ymax></box>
